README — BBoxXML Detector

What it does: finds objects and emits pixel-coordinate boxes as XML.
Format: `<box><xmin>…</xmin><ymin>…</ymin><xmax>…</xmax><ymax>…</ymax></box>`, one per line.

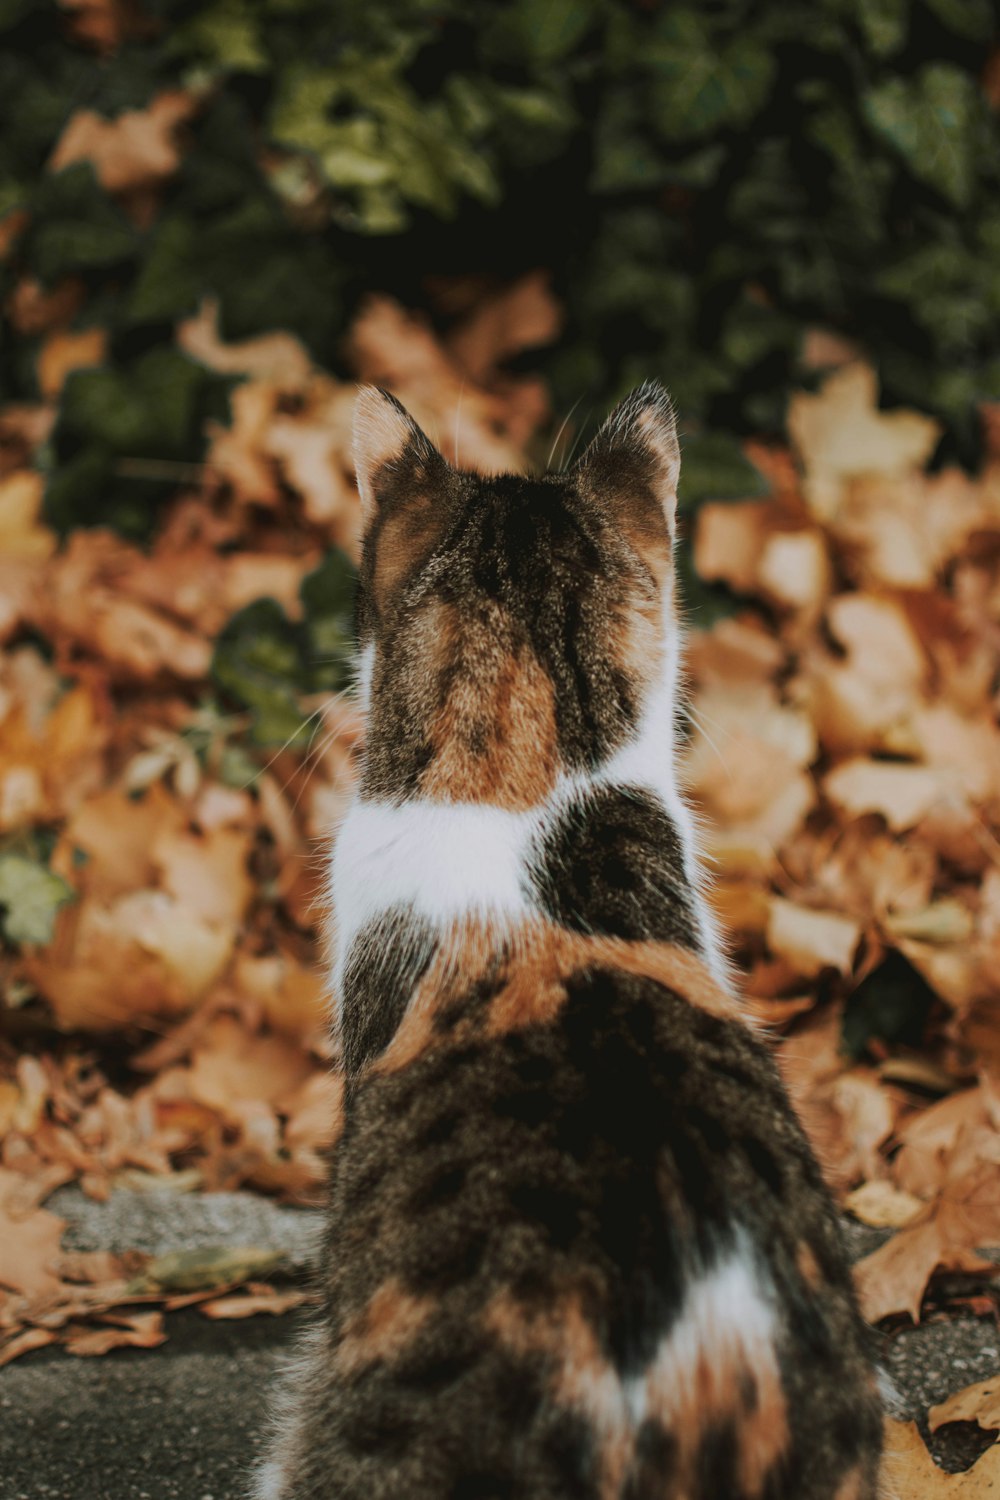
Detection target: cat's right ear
<box><xmin>353</xmin><ymin>386</ymin><xmax>445</xmax><ymax>530</ymax></box>
<box><xmin>574</xmin><ymin>381</ymin><xmax>680</xmax><ymax>534</ymax></box>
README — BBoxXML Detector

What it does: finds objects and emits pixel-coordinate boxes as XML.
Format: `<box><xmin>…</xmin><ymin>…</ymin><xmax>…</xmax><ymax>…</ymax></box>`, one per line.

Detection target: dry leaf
<box><xmin>0</xmin><ymin>1326</ymin><xmax>57</xmax><ymax>1366</ymax></box>
<box><xmin>930</xmin><ymin>1378</ymin><xmax>1000</xmax><ymax>1435</ymax></box>
<box><xmin>788</xmin><ymin>362</ymin><xmax>941</xmax><ymax>520</ymax></box>
<box><xmin>845</xmin><ymin>1180</ymin><xmax>925</xmax><ymax>1229</ymax></box>
<box><xmin>199</xmin><ymin>1287</ymin><xmax>310</xmax><ymax>1319</ymax></box>
<box><xmin>49</xmin><ymin>91</ymin><xmax>195</xmax><ymax>198</ymax></box>
<box><xmin>64</xmin><ymin>1309</ymin><xmax>166</xmax><ymax>1356</ymax></box>
<box><xmin>0</xmin><ymin>1169</ymin><xmax>65</xmax><ymax>1300</ymax></box>
<box><xmin>882</xmin><ymin>1418</ymin><xmax>1000</xmax><ymax>1496</ymax></box>
<box><xmin>37</xmin><ymin>327</ymin><xmax>107</xmax><ymax>401</ymax></box>
<box><xmin>824</xmin><ymin>759</ymin><xmax>947</xmax><ymax>832</ymax></box>
<box><xmin>178</xmin><ymin>298</ymin><xmax>312</xmax><ymax>387</ymax></box>
<box><xmin>767</xmin><ymin>898</ymin><xmax>860</xmax><ymax>979</ymax></box>
<box><xmin>447</xmin><ymin>271</ymin><xmax>561</xmax><ymax>382</ymax></box>
<box><xmin>853</xmin><ymin>1218</ymin><xmax>993</xmax><ymax>1324</ymax></box>
<box><xmin>188</xmin><ymin>1016</ymin><xmax>313</xmax><ymax>1117</ymax></box>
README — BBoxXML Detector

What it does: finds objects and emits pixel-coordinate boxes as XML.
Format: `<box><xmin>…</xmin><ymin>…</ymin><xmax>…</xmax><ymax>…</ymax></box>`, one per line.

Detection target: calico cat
<box><xmin>254</xmin><ymin>384</ymin><xmax>883</xmax><ymax>1500</ymax></box>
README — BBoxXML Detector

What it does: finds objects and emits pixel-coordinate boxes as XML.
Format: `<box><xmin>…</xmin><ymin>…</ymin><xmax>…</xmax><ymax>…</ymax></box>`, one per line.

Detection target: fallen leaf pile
<box><xmin>685</xmin><ymin>358</ymin><xmax>1000</xmax><ymax>1331</ymax></box>
<box><xmin>0</xmin><ymin>267</ymin><xmax>559</xmax><ymax>1360</ymax></box>
<box><xmin>1</xmin><ymin>257</ymin><xmax>999</xmax><ymax>1487</ymax></box>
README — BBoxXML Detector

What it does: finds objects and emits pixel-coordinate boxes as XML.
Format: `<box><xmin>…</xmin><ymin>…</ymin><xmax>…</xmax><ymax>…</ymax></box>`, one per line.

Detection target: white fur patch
<box><xmin>625</xmin><ymin>1242</ymin><xmax>778</xmax><ymax>1429</ymax></box>
<box><xmin>330</xmin><ymin>798</ymin><xmax>539</xmax><ymax>999</ymax></box>
<box><xmin>330</xmin><ymin>577</ymin><xmax>734</xmax><ymax>1002</ymax></box>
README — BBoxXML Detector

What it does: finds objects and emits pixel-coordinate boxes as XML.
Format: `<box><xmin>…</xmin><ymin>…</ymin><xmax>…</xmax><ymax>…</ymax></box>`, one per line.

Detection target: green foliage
<box><xmin>47</xmin><ymin>349</ymin><xmax>230</xmax><ymax>538</ymax></box>
<box><xmin>211</xmin><ymin>549</ymin><xmax>356</xmax><ymax>746</ymax></box>
<box><xmin>0</xmin><ymin>0</ymin><xmax>997</xmax><ymax>541</ymax></box>
<box><xmin>0</xmin><ymin>852</ymin><xmax>75</xmax><ymax>947</ymax></box>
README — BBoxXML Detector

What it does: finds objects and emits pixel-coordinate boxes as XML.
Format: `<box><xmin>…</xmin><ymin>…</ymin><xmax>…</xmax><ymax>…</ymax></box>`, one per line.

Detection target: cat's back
<box><xmin>253</xmin><ymin>384</ymin><xmax>882</xmax><ymax>1500</ymax></box>
<box><xmin>275</xmin><ymin>930</ymin><xmax>881</xmax><ymax>1500</ymax></box>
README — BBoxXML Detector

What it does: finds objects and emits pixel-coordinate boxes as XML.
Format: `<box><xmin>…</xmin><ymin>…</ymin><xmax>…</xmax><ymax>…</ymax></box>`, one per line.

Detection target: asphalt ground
<box><xmin>1</xmin><ymin>1191</ymin><xmax>997</xmax><ymax>1499</ymax></box>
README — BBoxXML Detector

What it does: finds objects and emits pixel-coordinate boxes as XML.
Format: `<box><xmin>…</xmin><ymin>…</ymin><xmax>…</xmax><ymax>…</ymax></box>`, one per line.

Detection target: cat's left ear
<box><xmin>574</xmin><ymin>382</ymin><xmax>680</xmax><ymax>530</ymax></box>
<box><xmin>353</xmin><ymin>386</ymin><xmax>445</xmax><ymax>528</ymax></box>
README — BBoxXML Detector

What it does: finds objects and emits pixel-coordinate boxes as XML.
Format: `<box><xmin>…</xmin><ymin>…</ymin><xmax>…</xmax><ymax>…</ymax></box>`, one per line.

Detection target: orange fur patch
<box><xmin>484</xmin><ymin>1291</ymin><xmax>630</xmax><ymax>1500</ymax></box>
<box><xmin>834</xmin><ymin>1466</ymin><xmax>865</xmax><ymax>1500</ymax></box>
<box><xmin>796</xmin><ymin>1239</ymin><xmax>823</xmax><ymax>1290</ymax></box>
<box><xmin>373</xmin><ymin>921</ymin><xmax>746</xmax><ymax>1077</ymax></box>
<box><xmin>335</xmin><ymin>1277</ymin><xmax>434</xmax><ymax>1375</ymax></box>
<box><xmin>420</xmin><ymin>633</ymin><xmax>561</xmax><ymax>811</ymax></box>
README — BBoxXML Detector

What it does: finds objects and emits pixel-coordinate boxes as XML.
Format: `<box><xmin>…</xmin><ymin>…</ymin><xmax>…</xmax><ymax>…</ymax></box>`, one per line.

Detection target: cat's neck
<box><xmin>329</xmin><ymin>638</ymin><xmax>731</xmax><ymax>1030</ymax></box>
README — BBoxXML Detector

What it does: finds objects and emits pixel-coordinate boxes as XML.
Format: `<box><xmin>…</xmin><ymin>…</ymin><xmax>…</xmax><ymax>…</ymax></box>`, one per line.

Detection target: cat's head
<box><xmin>352</xmin><ymin>384</ymin><xmax>682</xmax><ymax>808</ymax></box>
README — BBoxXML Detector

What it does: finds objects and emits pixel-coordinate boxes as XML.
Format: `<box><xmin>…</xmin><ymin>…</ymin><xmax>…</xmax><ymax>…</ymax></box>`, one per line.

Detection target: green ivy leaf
<box><xmin>922</xmin><ymin>0</ymin><xmax>995</xmax><ymax>40</ymax></box>
<box><xmin>511</xmin><ymin>0</ymin><xmax>596</xmax><ymax>63</ymax></box>
<box><xmin>0</xmin><ymin>853</ymin><xmax>74</xmax><ymax>947</ymax></box>
<box><xmin>46</xmin><ymin>350</ymin><xmax>226</xmax><ymax>536</ymax></box>
<box><xmin>212</xmin><ymin>598</ymin><xmax>314</xmax><ymax>748</ymax></box>
<box><xmin>30</xmin><ymin>163</ymin><xmax>138</xmax><ymax>279</ymax></box>
<box><xmin>677</xmin><ymin>432</ymin><xmax>769</xmax><ymax>513</ymax></box>
<box><xmin>300</xmin><ymin>549</ymin><xmax>356</xmax><ymax>694</ymax></box>
<box><xmin>169</xmin><ymin>0</ymin><xmax>268</xmax><ymax>72</ymax></box>
<box><xmin>211</xmin><ymin>550</ymin><xmax>357</xmax><ymax>745</ymax></box>
<box><xmin>645</xmin><ymin>13</ymin><xmax>775</xmax><ymax>140</ymax></box>
<box><xmin>848</xmin><ymin>0</ymin><xmax>910</xmax><ymax>55</ymax></box>
<box><xmin>864</xmin><ymin>64</ymin><xmax>979</xmax><ymax>206</ymax></box>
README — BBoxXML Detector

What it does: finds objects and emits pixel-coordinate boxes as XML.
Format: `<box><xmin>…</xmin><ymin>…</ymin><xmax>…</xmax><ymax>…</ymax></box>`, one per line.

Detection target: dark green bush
<box><xmin>2</xmin><ymin>0</ymin><xmax>998</xmax><ymax>535</ymax></box>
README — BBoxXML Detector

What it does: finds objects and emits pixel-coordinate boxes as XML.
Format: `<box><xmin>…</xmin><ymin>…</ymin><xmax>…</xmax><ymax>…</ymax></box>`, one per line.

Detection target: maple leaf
<box><xmin>49</xmin><ymin>92</ymin><xmax>196</xmax><ymax>200</ymax></box>
<box><xmin>788</xmin><ymin>362</ymin><xmax>941</xmax><ymax>520</ymax></box>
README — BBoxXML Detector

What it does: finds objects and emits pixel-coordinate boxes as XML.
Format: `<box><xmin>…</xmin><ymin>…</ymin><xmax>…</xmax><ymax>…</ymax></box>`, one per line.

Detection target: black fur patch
<box><xmin>287</xmin><ymin>960</ymin><xmax>879</xmax><ymax>1500</ymax></box>
<box><xmin>339</xmin><ymin>906</ymin><xmax>437</xmax><ymax>1074</ymax></box>
<box><xmin>527</xmin><ymin>784</ymin><xmax>702</xmax><ymax>949</ymax></box>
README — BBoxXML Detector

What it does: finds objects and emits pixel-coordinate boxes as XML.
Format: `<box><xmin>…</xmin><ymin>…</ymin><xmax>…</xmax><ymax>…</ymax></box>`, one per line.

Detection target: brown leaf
<box><xmin>0</xmin><ymin>1326</ymin><xmax>56</xmax><ymax>1366</ymax></box>
<box><xmin>853</xmin><ymin>1218</ymin><xmax>993</xmax><ymax>1324</ymax></box>
<box><xmin>64</xmin><ymin>1310</ymin><xmax>166</xmax><ymax>1356</ymax></box>
<box><xmin>844</xmin><ymin>1180</ymin><xmax>924</xmax><ymax>1230</ymax></box>
<box><xmin>188</xmin><ymin>1015</ymin><xmax>313</xmax><ymax>1117</ymax></box>
<box><xmin>0</xmin><ymin>1169</ymin><xmax>65</xmax><ymax>1300</ymax></box>
<box><xmin>823</xmin><ymin>759</ymin><xmax>947</xmax><ymax>833</ymax></box>
<box><xmin>788</xmin><ymin>362</ymin><xmax>941</xmax><ymax>521</ymax></box>
<box><xmin>930</xmin><ymin>1378</ymin><xmax>1000</xmax><ymax>1435</ymax></box>
<box><xmin>199</xmin><ymin>1287</ymin><xmax>310</xmax><ymax>1319</ymax></box>
<box><xmin>49</xmin><ymin>91</ymin><xmax>196</xmax><ymax>198</ymax></box>
<box><xmin>882</xmin><ymin>1418</ymin><xmax>1000</xmax><ymax>1496</ymax></box>
<box><xmin>178</xmin><ymin>298</ymin><xmax>313</xmax><ymax>387</ymax></box>
<box><xmin>767</xmin><ymin>897</ymin><xmax>860</xmax><ymax>979</ymax></box>
<box><xmin>447</xmin><ymin>271</ymin><xmax>561</xmax><ymax>383</ymax></box>
<box><xmin>37</xmin><ymin>328</ymin><xmax>107</xmax><ymax>401</ymax></box>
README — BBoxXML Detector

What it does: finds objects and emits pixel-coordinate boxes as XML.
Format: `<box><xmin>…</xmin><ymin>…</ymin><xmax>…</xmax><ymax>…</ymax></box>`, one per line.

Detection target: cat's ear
<box><xmin>574</xmin><ymin>382</ymin><xmax>680</xmax><ymax>529</ymax></box>
<box><xmin>353</xmin><ymin>386</ymin><xmax>445</xmax><ymax>528</ymax></box>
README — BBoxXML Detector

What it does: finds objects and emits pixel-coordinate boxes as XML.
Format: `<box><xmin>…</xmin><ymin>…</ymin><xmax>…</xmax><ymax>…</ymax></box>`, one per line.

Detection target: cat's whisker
<box><xmin>238</xmin><ymin>703</ymin><xmax>327</xmax><ymax>792</ymax></box>
<box><xmin>453</xmin><ymin>381</ymin><xmax>466</xmax><ymax>468</ymax></box>
<box><xmin>682</xmin><ymin>703</ymin><xmax>736</xmax><ymax>787</ymax></box>
<box><xmin>546</xmin><ymin>394</ymin><xmax>585</xmax><ymax>472</ymax></box>
<box><xmin>560</xmin><ymin>404</ymin><xmax>594</xmax><ymax>470</ymax></box>
<box><xmin>286</xmin><ymin>723</ymin><xmax>343</xmax><ymax>816</ymax></box>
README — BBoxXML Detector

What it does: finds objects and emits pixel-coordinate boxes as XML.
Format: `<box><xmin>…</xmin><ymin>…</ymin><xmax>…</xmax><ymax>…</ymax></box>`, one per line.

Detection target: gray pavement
<box><xmin>1</xmin><ymin>1190</ymin><xmax>998</xmax><ymax>1497</ymax></box>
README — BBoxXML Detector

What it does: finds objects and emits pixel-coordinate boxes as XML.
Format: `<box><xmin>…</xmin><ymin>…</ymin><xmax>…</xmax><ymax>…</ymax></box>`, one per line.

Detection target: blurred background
<box><xmin>2</xmin><ymin>0</ymin><xmax>1000</xmax><ymax>1460</ymax></box>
